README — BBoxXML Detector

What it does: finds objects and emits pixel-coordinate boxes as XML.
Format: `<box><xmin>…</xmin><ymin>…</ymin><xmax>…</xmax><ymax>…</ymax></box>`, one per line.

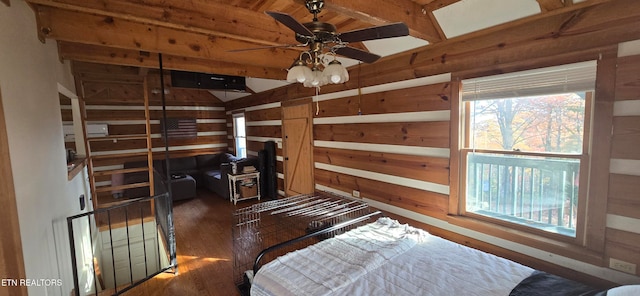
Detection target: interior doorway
<box><xmin>281</xmin><ymin>101</ymin><xmax>315</xmax><ymax>196</ymax></box>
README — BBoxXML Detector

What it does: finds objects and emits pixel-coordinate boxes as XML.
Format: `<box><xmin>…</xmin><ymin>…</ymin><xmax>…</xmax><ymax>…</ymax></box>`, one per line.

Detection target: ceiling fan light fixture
<box><xmin>323</xmin><ymin>59</ymin><xmax>349</xmax><ymax>84</ymax></box>
<box><xmin>287</xmin><ymin>59</ymin><xmax>313</xmax><ymax>83</ymax></box>
<box><xmin>303</xmin><ymin>68</ymin><xmax>326</xmax><ymax>88</ymax></box>
<box><xmin>260</xmin><ymin>0</ymin><xmax>408</xmax><ymax>88</ymax></box>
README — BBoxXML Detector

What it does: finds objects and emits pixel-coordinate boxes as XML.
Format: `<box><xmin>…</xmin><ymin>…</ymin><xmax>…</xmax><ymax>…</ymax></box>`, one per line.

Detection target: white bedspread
<box><xmin>251</xmin><ymin>217</ymin><xmax>534</xmax><ymax>296</ymax></box>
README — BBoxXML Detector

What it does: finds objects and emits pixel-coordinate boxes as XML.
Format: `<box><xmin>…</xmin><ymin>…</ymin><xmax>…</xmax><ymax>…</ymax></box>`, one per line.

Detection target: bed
<box><xmin>233</xmin><ymin>192</ymin><xmax>628</xmax><ymax>296</ymax></box>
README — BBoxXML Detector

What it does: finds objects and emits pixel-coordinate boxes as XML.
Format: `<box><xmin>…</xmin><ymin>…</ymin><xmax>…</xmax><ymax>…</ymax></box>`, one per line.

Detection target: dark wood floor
<box><xmin>116</xmin><ymin>189</ymin><xmax>611</xmax><ymax>295</ymax></box>
<box><xmin>123</xmin><ymin>189</ymin><xmax>254</xmax><ymax>296</ymax></box>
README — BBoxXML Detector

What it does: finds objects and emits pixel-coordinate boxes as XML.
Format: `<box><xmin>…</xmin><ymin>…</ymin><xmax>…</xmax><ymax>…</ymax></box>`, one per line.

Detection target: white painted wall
<box><xmin>1</xmin><ymin>2</ymin><xmax>92</xmax><ymax>295</ymax></box>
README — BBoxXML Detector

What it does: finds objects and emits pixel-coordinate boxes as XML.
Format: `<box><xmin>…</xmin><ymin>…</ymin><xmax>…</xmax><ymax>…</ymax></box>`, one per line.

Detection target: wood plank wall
<box><xmin>225</xmin><ymin>49</ymin><xmax>640</xmax><ymax>284</ymax></box>
<box><xmin>605</xmin><ymin>52</ymin><xmax>640</xmax><ymax>274</ymax></box>
<box><xmin>227</xmin><ymin>102</ymin><xmax>285</xmax><ymax>195</ymax></box>
<box><xmin>312</xmin><ymin>83</ymin><xmax>452</xmax><ymax>220</ymax></box>
<box><xmin>81</xmin><ymin>73</ymin><xmax>228</xmax><ymax>201</ymax></box>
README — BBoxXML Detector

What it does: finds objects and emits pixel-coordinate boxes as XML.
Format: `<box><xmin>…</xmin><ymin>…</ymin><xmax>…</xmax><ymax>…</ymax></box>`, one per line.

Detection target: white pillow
<box><xmin>607</xmin><ymin>285</ymin><xmax>640</xmax><ymax>296</ymax></box>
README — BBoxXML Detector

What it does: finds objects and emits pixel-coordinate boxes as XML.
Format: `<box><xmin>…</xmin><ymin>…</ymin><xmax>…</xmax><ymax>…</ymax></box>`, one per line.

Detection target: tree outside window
<box><xmin>461</xmin><ymin>61</ymin><xmax>595</xmax><ymax>237</ymax></box>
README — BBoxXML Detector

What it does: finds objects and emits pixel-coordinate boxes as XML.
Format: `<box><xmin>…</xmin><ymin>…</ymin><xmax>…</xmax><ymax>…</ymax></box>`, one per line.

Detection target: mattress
<box><xmin>251</xmin><ymin>217</ymin><xmax>535</xmax><ymax>296</ymax></box>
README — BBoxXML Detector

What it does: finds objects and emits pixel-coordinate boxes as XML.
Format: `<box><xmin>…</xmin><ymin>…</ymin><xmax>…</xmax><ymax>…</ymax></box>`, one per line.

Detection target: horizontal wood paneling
<box><xmin>86</xmin><ymin>109</ymin><xmax>224</xmax><ymax>121</ymax></box>
<box><xmin>61</xmin><ymin>109</ymin><xmax>73</xmax><ymax>121</ymax></box>
<box><xmin>314</xmin><ymin>147</ymin><xmax>449</xmax><ymax>185</ymax></box>
<box><xmin>89</xmin><ymin>136</ymin><xmax>227</xmax><ymax>152</ymax></box>
<box><xmin>314</xmin><ymin>121</ymin><xmax>450</xmax><ymax>148</ymax></box>
<box><xmin>148</xmin><ymin>110</ymin><xmax>225</xmax><ymax>120</ymax></box>
<box><xmin>315</xmin><ymin>168</ymin><xmax>449</xmax><ymax>219</ymax></box>
<box><xmin>246</xmin><ymin>107</ymin><xmax>281</xmax><ymax>121</ymax></box>
<box><xmin>81</xmin><ymin>75</ymin><xmax>228</xmax><ymax>207</ymax></box>
<box><xmin>606</xmin><ymin>228</ymin><xmax>640</xmax><ymax>258</ymax></box>
<box><xmin>246</xmin><ymin>125</ymin><xmax>281</xmax><ymax>138</ymax></box>
<box><xmin>314</xmin><ymin>83</ymin><xmax>451</xmax><ymax>118</ymax></box>
<box><xmin>276</xmin><ymin>160</ymin><xmax>283</xmax><ymax>175</ymax></box>
<box><xmin>94</xmin><ymin>174</ymin><xmax>112</xmax><ymax>183</ymax></box>
<box><xmin>615</xmin><ymin>55</ymin><xmax>640</xmax><ymax>101</ymax></box>
<box><xmin>608</xmin><ymin>174</ymin><xmax>640</xmax><ymax>219</ymax></box>
<box><xmin>65</xmin><ymin>141</ymin><xmax>76</xmax><ymax>151</ymax></box>
<box><xmin>91</xmin><ymin>148</ymin><xmax>227</xmax><ymax>168</ymax></box>
<box><xmin>86</xmin><ymin>109</ymin><xmax>145</xmax><ymax>121</ymax></box>
<box><xmin>603</xmin><ymin>52</ymin><xmax>640</xmax><ymax>278</ymax></box>
<box><xmin>246</xmin><ymin>140</ymin><xmax>283</xmax><ymax>155</ymax></box>
<box><xmin>222</xmin><ymin>19</ymin><xmax>640</xmax><ymax>283</ymax></box>
<box><xmin>611</xmin><ymin>116</ymin><xmax>640</xmax><ymax>159</ymax></box>
<box><xmin>108</xmin><ymin>122</ymin><xmax>226</xmax><ymax>135</ymax></box>
<box><xmin>605</xmin><ymin>229</ymin><xmax>640</xmax><ymax>276</ymax></box>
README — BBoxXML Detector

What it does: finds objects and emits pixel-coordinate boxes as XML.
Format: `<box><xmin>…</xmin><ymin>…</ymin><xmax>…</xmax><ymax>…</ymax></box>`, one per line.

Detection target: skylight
<box><xmin>433</xmin><ymin>0</ymin><xmax>541</xmax><ymax>39</ymax></box>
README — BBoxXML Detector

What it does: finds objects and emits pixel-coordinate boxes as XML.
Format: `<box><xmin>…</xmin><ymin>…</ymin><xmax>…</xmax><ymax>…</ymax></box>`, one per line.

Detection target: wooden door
<box><xmin>282</xmin><ymin>102</ymin><xmax>314</xmax><ymax>196</ymax></box>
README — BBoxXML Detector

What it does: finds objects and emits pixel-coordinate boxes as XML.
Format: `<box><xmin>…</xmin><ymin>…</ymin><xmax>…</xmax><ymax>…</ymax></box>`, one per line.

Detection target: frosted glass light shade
<box><xmin>287</xmin><ymin>65</ymin><xmax>313</xmax><ymax>83</ymax></box>
<box><xmin>303</xmin><ymin>70</ymin><xmax>327</xmax><ymax>88</ymax></box>
<box><xmin>322</xmin><ymin>60</ymin><xmax>349</xmax><ymax>84</ymax></box>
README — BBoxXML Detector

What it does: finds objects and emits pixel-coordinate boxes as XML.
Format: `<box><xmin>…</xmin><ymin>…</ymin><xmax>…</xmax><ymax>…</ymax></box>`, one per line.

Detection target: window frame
<box><xmin>457</xmin><ymin>65</ymin><xmax>595</xmax><ymax>245</ymax></box>
<box><xmin>232</xmin><ymin>112</ymin><xmax>247</xmax><ymax>158</ymax></box>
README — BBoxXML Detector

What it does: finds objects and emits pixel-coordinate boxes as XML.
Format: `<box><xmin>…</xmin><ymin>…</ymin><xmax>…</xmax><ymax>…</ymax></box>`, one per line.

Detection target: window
<box><xmin>460</xmin><ymin>61</ymin><xmax>596</xmax><ymax>238</ymax></box>
<box><xmin>233</xmin><ymin>113</ymin><xmax>247</xmax><ymax>158</ymax></box>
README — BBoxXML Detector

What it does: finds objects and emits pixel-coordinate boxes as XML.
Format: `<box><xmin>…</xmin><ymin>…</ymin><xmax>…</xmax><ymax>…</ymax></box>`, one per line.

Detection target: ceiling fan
<box><xmin>234</xmin><ymin>0</ymin><xmax>410</xmax><ymax>87</ymax></box>
<box><xmin>266</xmin><ymin>0</ymin><xmax>410</xmax><ymax>63</ymax></box>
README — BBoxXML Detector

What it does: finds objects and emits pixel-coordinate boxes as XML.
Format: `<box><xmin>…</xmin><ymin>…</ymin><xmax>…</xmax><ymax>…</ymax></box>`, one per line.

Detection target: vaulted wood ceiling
<box><xmin>23</xmin><ymin>0</ymin><xmax>628</xmax><ymax>82</ymax></box>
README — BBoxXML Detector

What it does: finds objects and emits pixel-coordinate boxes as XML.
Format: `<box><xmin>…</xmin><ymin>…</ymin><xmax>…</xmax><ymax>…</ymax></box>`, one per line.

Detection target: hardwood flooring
<box><xmin>123</xmin><ymin>189</ymin><xmax>254</xmax><ymax>296</ymax></box>
<box><xmin>113</xmin><ymin>189</ymin><xmax>610</xmax><ymax>295</ymax></box>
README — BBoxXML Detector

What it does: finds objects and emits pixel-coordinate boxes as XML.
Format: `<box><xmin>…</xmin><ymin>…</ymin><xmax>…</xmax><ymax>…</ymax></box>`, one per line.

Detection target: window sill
<box><xmin>445</xmin><ymin>214</ymin><xmax>605</xmax><ymax>267</ymax></box>
<box><xmin>67</xmin><ymin>157</ymin><xmax>87</xmax><ymax>181</ymax></box>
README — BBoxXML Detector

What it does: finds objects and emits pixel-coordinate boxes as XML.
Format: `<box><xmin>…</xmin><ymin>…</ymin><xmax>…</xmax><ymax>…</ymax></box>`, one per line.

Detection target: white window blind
<box><xmin>461</xmin><ymin>60</ymin><xmax>597</xmax><ymax>101</ymax></box>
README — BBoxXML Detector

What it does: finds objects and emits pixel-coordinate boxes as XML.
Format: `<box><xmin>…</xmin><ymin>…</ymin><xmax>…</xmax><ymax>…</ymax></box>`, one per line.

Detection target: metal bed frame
<box><xmin>232</xmin><ymin>191</ymin><xmax>381</xmax><ymax>288</ymax></box>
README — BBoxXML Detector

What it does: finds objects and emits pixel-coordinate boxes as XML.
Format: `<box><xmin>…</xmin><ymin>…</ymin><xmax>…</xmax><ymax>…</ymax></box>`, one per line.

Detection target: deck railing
<box><xmin>466</xmin><ymin>152</ymin><xmax>580</xmax><ymax>236</ymax></box>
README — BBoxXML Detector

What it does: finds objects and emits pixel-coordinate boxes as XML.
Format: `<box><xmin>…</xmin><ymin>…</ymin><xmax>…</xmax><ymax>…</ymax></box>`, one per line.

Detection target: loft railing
<box><xmin>466</xmin><ymin>153</ymin><xmax>580</xmax><ymax>236</ymax></box>
<box><xmin>68</xmin><ymin>173</ymin><xmax>176</xmax><ymax>296</ymax></box>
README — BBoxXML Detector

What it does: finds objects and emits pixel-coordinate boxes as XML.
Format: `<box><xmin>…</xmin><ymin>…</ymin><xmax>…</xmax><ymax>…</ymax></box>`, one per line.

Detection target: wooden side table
<box><xmin>227</xmin><ymin>171</ymin><xmax>260</xmax><ymax>205</ymax></box>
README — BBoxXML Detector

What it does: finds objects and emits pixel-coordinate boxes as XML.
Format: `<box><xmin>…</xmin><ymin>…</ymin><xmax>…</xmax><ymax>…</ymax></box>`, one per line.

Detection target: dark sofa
<box><xmin>122</xmin><ymin>152</ymin><xmax>258</xmax><ymax>200</ymax></box>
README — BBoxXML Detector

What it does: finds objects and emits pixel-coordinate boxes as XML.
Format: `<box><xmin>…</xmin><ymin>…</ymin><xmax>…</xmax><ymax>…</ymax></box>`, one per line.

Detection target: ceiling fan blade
<box><xmin>339</xmin><ymin>22</ymin><xmax>409</xmax><ymax>43</ymax></box>
<box><xmin>228</xmin><ymin>44</ymin><xmax>307</xmax><ymax>53</ymax></box>
<box><xmin>334</xmin><ymin>46</ymin><xmax>381</xmax><ymax>64</ymax></box>
<box><xmin>265</xmin><ymin>11</ymin><xmax>314</xmax><ymax>37</ymax></box>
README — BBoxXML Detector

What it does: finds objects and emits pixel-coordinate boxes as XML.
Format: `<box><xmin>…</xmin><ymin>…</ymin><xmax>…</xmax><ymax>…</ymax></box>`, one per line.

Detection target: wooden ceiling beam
<box><xmin>421</xmin><ymin>0</ymin><xmax>461</xmax><ymax>12</ymax></box>
<box><xmin>322</xmin><ymin>0</ymin><xmax>442</xmax><ymax>43</ymax></box>
<box><xmin>35</xmin><ymin>6</ymin><xmax>299</xmax><ymax>70</ymax></box>
<box><xmin>59</xmin><ymin>42</ymin><xmax>287</xmax><ymax>80</ymax></box>
<box><xmin>227</xmin><ymin>0</ymin><xmax>640</xmax><ymax>110</ymax></box>
<box><xmin>26</xmin><ymin>0</ymin><xmax>295</xmax><ymax>46</ymax></box>
<box><xmin>361</xmin><ymin>0</ymin><xmax>635</xmax><ymax>81</ymax></box>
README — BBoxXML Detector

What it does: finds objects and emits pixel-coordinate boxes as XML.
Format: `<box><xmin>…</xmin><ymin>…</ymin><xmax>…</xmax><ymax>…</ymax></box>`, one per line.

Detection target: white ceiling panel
<box><xmin>246</xmin><ymin>77</ymin><xmax>290</xmax><ymax>93</ymax></box>
<box><xmin>363</xmin><ymin>36</ymin><xmax>429</xmax><ymax>57</ymax></box>
<box><xmin>433</xmin><ymin>0</ymin><xmax>540</xmax><ymax>39</ymax></box>
<box><xmin>208</xmin><ymin>90</ymin><xmax>251</xmax><ymax>102</ymax></box>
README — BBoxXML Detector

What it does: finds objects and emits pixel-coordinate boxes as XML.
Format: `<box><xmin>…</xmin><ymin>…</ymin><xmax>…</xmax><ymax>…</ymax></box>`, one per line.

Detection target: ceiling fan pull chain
<box><xmin>315</xmin><ymin>86</ymin><xmax>320</xmax><ymax>116</ymax></box>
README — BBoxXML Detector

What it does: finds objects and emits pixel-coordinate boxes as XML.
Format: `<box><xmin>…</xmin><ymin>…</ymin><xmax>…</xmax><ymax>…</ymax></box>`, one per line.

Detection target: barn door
<box><xmin>282</xmin><ymin>102</ymin><xmax>314</xmax><ymax>196</ymax></box>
